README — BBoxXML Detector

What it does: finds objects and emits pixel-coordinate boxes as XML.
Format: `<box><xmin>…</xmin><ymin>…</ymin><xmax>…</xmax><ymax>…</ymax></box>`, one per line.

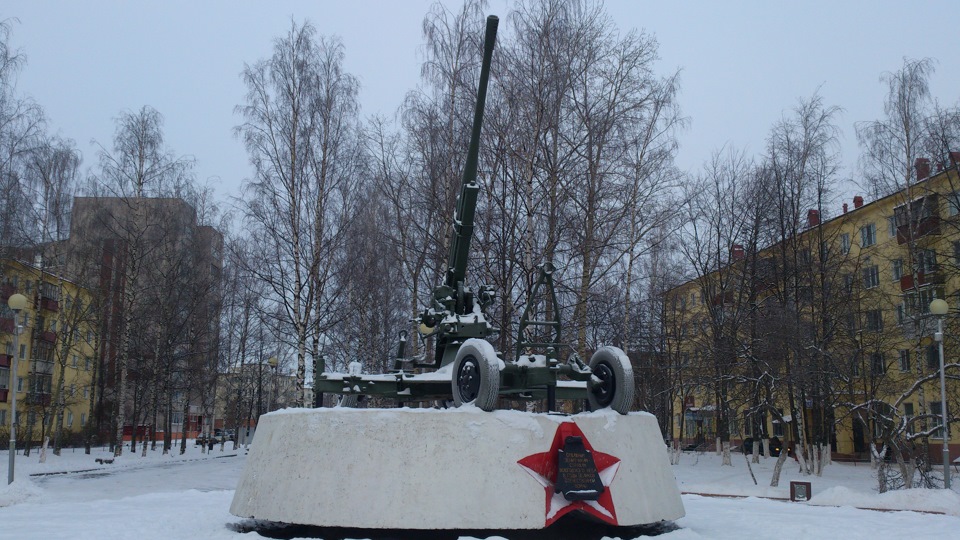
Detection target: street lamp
<box><xmin>930</xmin><ymin>298</ymin><xmax>951</xmax><ymax>489</ymax></box>
<box><xmin>268</xmin><ymin>357</ymin><xmax>278</xmax><ymax>412</ymax></box>
<box><xmin>7</xmin><ymin>292</ymin><xmax>27</xmax><ymax>485</ymax></box>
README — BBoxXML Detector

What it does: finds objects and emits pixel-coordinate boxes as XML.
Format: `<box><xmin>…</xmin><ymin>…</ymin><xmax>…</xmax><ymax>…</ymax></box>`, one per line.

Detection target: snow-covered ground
<box><xmin>1</xmin><ymin>440</ymin><xmax>958</xmax><ymax>539</ymax></box>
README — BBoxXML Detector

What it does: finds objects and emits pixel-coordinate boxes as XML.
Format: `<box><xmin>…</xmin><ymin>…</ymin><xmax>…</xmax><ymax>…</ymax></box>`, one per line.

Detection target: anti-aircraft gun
<box><xmin>315</xmin><ymin>15</ymin><xmax>634</xmax><ymax>414</ymax></box>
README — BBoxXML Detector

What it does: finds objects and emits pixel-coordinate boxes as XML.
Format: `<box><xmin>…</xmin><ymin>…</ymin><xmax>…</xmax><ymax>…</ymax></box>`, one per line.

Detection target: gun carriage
<box><xmin>314</xmin><ymin>15</ymin><xmax>633</xmax><ymax>414</ymax></box>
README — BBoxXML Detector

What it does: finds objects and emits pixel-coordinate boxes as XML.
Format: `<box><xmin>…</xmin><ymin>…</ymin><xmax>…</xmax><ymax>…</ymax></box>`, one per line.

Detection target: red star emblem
<box><xmin>517</xmin><ymin>422</ymin><xmax>621</xmax><ymax>526</ymax></box>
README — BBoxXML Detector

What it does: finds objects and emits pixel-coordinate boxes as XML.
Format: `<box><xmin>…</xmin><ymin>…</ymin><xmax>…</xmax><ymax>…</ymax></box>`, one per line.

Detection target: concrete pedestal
<box><xmin>230</xmin><ymin>407</ymin><xmax>684</xmax><ymax>530</ymax></box>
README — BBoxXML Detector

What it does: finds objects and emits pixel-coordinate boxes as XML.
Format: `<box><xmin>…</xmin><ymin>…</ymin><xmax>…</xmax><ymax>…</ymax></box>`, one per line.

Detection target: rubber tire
<box><xmin>586</xmin><ymin>346</ymin><xmax>634</xmax><ymax>415</ymax></box>
<box><xmin>451</xmin><ymin>339</ymin><xmax>501</xmax><ymax>411</ymax></box>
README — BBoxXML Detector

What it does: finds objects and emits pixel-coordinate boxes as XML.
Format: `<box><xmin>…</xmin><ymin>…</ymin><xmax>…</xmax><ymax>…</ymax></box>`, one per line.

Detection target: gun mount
<box><xmin>314</xmin><ymin>15</ymin><xmax>634</xmax><ymax>414</ymax></box>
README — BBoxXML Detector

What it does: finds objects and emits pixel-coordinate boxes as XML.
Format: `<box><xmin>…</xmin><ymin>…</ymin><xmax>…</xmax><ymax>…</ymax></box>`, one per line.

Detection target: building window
<box><xmin>926</xmin><ymin>345</ymin><xmax>939</xmax><ymax>370</ymax></box>
<box><xmin>17</xmin><ymin>377</ymin><xmax>23</xmax><ymax>392</ymax></box>
<box><xmin>840</xmin><ymin>233</ymin><xmax>851</xmax><ymax>255</ymax></box>
<box><xmin>896</xmin><ymin>303</ymin><xmax>906</xmax><ymax>324</ymax></box>
<box><xmin>930</xmin><ymin>402</ymin><xmax>944</xmax><ymax>438</ymax></box>
<box><xmin>19</xmin><ymin>344</ymin><xmax>25</xmax><ymax>359</ymax></box>
<box><xmin>72</xmin><ymin>355</ymin><xmax>78</xmax><ymax>368</ymax></box>
<box><xmin>860</xmin><ymin>224</ymin><xmax>876</xmax><ymax>247</ymax></box>
<box><xmin>70</xmin><ymin>383</ymin><xmax>76</xmax><ymax>397</ymax></box>
<box><xmin>870</xmin><ymin>352</ymin><xmax>885</xmax><ymax>375</ymax></box>
<box><xmin>0</xmin><ymin>367</ymin><xmax>7</xmax><ymax>389</ymax></box>
<box><xmin>903</xmin><ymin>403</ymin><xmax>914</xmax><ymax>435</ymax></box>
<box><xmin>907</xmin><ymin>288</ymin><xmax>941</xmax><ymax>315</ymax></box>
<box><xmin>84</xmin><ymin>387</ymin><xmax>89</xmax><ymax>399</ymax></box>
<box><xmin>85</xmin><ymin>357</ymin><xmax>92</xmax><ymax>371</ymax></box>
<box><xmin>80</xmin><ymin>413</ymin><xmax>86</xmax><ymax>426</ymax></box>
<box><xmin>916</xmin><ymin>249</ymin><xmax>937</xmax><ymax>273</ymax></box>
<box><xmin>898</xmin><ymin>350</ymin><xmax>911</xmax><ymax>372</ymax></box>
<box><xmin>949</xmin><ymin>192</ymin><xmax>960</xmax><ymax>216</ymax></box>
<box><xmin>888</xmin><ymin>216</ymin><xmax>898</xmax><ymax>238</ymax></box>
<box><xmin>862</xmin><ymin>266</ymin><xmax>879</xmax><ymax>289</ymax></box>
<box><xmin>892</xmin><ymin>259</ymin><xmax>903</xmax><ymax>281</ymax></box>
<box><xmin>67</xmin><ymin>411</ymin><xmax>73</xmax><ymax>427</ymax></box>
<box><xmin>865</xmin><ymin>309</ymin><xmax>883</xmax><ymax>332</ymax></box>
<box><xmin>86</xmin><ymin>330</ymin><xmax>93</xmax><ymax>343</ymax></box>
<box><xmin>773</xmin><ymin>418</ymin><xmax>785</xmax><ymax>437</ymax></box>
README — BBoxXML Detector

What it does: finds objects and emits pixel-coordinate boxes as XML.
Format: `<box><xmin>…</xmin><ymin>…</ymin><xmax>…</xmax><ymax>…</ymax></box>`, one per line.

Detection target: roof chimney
<box><xmin>915</xmin><ymin>157</ymin><xmax>930</xmax><ymax>181</ymax></box>
<box><xmin>853</xmin><ymin>195</ymin><xmax>864</xmax><ymax>209</ymax></box>
<box><xmin>731</xmin><ymin>244</ymin><xmax>745</xmax><ymax>261</ymax></box>
<box><xmin>843</xmin><ymin>203</ymin><xmax>848</xmax><ymax>214</ymax></box>
<box><xmin>807</xmin><ymin>209</ymin><xmax>820</xmax><ymax>227</ymax></box>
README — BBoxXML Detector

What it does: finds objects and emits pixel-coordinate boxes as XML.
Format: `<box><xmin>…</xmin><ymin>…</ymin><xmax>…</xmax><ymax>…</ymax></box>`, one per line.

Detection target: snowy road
<box><xmin>1</xmin><ymin>449</ymin><xmax>959</xmax><ymax>540</ymax></box>
<box><xmin>32</xmin><ymin>452</ymin><xmax>243</xmax><ymax>502</ymax></box>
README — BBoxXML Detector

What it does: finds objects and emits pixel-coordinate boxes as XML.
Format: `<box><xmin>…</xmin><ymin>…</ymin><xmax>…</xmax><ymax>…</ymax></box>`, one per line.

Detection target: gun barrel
<box><xmin>446</xmin><ymin>15</ymin><xmax>498</xmax><ymax>289</ymax></box>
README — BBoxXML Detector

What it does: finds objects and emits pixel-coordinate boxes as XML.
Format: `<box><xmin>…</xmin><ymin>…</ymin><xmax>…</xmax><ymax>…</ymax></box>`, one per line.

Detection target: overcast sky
<box><xmin>4</xmin><ymin>0</ymin><xmax>960</xmax><ymax>214</ymax></box>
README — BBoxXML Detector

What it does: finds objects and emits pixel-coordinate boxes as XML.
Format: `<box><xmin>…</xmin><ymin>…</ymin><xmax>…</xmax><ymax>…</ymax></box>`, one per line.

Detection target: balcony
<box><xmin>0</xmin><ymin>388</ymin><xmax>7</xmax><ymax>402</ymax></box>
<box><xmin>900</xmin><ymin>271</ymin><xmax>945</xmax><ymax>291</ymax></box>
<box><xmin>0</xmin><ymin>353</ymin><xmax>10</xmax><ymax>367</ymax></box>
<box><xmin>40</xmin><ymin>296</ymin><xmax>59</xmax><ymax>312</ymax></box>
<box><xmin>0</xmin><ymin>283</ymin><xmax>13</xmax><ymax>301</ymax></box>
<box><xmin>0</xmin><ymin>316</ymin><xmax>12</xmax><ymax>334</ymax></box>
<box><xmin>40</xmin><ymin>330</ymin><xmax>57</xmax><ymax>344</ymax></box>
<box><xmin>31</xmin><ymin>360</ymin><xmax>54</xmax><ymax>375</ymax></box>
<box><xmin>26</xmin><ymin>393</ymin><xmax>51</xmax><ymax>406</ymax></box>
<box><xmin>896</xmin><ymin>216</ymin><xmax>940</xmax><ymax>244</ymax></box>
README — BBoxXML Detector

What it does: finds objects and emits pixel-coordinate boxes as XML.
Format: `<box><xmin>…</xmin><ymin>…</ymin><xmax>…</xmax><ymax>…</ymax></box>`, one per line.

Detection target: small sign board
<box><xmin>790</xmin><ymin>481</ymin><xmax>812</xmax><ymax>502</ymax></box>
<box><xmin>555</xmin><ymin>436</ymin><xmax>604</xmax><ymax>501</ymax></box>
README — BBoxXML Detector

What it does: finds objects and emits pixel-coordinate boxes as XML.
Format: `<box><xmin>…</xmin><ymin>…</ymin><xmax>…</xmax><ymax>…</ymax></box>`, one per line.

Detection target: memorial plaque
<box><xmin>554</xmin><ymin>436</ymin><xmax>604</xmax><ymax>501</ymax></box>
<box><xmin>790</xmin><ymin>481</ymin><xmax>812</xmax><ymax>502</ymax></box>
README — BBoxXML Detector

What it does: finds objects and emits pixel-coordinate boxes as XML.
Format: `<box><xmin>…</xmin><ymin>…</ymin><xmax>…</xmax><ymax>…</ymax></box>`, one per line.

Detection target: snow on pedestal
<box><xmin>230</xmin><ymin>407</ymin><xmax>684</xmax><ymax>529</ymax></box>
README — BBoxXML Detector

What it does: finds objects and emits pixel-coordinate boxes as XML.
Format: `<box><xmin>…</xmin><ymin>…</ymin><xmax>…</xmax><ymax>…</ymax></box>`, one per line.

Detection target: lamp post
<box><xmin>7</xmin><ymin>292</ymin><xmax>27</xmax><ymax>485</ymax></box>
<box><xmin>268</xmin><ymin>356</ymin><xmax>278</xmax><ymax>412</ymax></box>
<box><xmin>930</xmin><ymin>298</ymin><xmax>951</xmax><ymax>489</ymax></box>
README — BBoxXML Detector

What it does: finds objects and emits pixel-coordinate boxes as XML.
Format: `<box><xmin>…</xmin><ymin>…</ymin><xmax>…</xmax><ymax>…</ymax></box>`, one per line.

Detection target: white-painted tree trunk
<box><xmin>721</xmin><ymin>441</ymin><xmax>732</xmax><ymax>466</ymax></box>
<box><xmin>796</xmin><ymin>443</ymin><xmax>810</xmax><ymax>475</ymax></box>
<box><xmin>752</xmin><ymin>440</ymin><xmax>760</xmax><ymax>463</ymax></box>
<box><xmin>769</xmin><ymin>447</ymin><xmax>790</xmax><ymax>487</ymax></box>
<box><xmin>715</xmin><ymin>437</ymin><xmax>721</xmax><ymax>456</ymax></box>
<box><xmin>762</xmin><ymin>438</ymin><xmax>770</xmax><ymax>460</ymax></box>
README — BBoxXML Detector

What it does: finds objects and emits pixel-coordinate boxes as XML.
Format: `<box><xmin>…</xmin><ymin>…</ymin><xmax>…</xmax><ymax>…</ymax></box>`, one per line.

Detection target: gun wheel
<box><xmin>336</xmin><ymin>394</ymin><xmax>359</xmax><ymax>408</ymax></box>
<box><xmin>452</xmin><ymin>339</ymin><xmax>500</xmax><ymax>411</ymax></box>
<box><xmin>587</xmin><ymin>346</ymin><xmax>634</xmax><ymax>414</ymax></box>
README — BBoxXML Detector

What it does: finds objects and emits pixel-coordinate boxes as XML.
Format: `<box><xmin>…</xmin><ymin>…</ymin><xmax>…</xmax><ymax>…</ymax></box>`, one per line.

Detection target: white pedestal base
<box><xmin>230</xmin><ymin>407</ymin><xmax>684</xmax><ymax>530</ymax></box>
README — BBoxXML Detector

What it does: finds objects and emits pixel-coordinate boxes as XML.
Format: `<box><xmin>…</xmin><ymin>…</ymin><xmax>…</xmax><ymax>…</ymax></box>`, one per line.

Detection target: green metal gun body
<box><xmin>420</xmin><ymin>15</ymin><xmax>499</xmax><ymax>368</ymax></box>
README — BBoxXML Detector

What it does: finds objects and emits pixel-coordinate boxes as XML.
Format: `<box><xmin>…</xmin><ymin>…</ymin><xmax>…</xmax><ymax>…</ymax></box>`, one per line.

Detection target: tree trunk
<box><xmin>770</xmin><ymin>445</ymin><xmax>790</xmax><ymax>487</ymax></box>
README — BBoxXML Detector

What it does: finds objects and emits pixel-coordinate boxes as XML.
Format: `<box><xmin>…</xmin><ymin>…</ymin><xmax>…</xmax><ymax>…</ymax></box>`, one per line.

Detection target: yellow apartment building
<box><xmin>667</xmin><ymin>156</ymin><xmax>959</xmax><ymax>464</ymax></box>
<box><xmin>1</xmin><ymin>258</ymin><xmax>97</xmax><ymax>448</ymax></box>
